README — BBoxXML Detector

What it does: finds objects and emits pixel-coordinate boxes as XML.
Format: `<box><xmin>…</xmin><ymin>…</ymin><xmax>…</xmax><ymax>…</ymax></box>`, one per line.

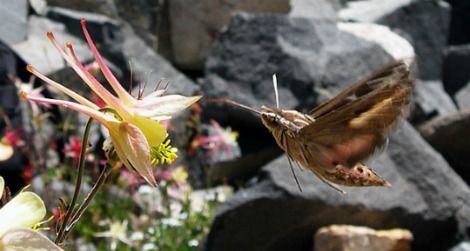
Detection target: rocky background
<box><xmin>0</xmin><ymin>0</ymin><xmax>469</xmax><ymax>250</ymax></box>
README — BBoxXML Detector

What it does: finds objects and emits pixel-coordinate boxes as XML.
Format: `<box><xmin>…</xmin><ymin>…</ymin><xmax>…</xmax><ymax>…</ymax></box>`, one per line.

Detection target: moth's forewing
<box><xmin>261</xmin><ymin>61</ymin><xmax>412</xmax><ymax>188</ymax></box>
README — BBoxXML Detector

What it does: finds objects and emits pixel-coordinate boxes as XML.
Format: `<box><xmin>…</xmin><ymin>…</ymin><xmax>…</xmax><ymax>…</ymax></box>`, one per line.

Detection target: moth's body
<box><xmin>261</xmin><ymin>106</ymin><xmax>390</xmax><ymax>187</ymax></box>
<box><xmin>259</xmin><ymin>61</ymin><xmax>412</xmax><ymax>188</ymax></box>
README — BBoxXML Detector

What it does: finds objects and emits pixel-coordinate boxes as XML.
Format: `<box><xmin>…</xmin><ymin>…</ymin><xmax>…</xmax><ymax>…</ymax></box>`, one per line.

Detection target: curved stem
<box><xmin>55</xmin><ymin>117</ymin><xmax>94</xmax><ymax>244</ymax></box>
<box><xmin>62</xmin><ymin>164</ymin><xmax>111</xmax><ymax>242</ymax></box>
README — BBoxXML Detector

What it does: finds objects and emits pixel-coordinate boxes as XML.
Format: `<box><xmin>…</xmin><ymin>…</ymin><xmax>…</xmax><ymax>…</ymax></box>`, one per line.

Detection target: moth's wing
<box><xmin>308</xmin><ymin>60</ymin><xmax>409</xmax><ymax>119</ymax></box>
<box><xmin>301</xmin><ymin>61</ymin><xmax>412</xmax><ymax>167</ymax></box>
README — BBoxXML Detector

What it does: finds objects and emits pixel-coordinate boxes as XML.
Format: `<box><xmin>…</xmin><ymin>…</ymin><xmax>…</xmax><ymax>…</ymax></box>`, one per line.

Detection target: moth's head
<box><xmin>260</xmin><ymin>105</ymin><xmax>281</xmax><ymax>129</ymax></box>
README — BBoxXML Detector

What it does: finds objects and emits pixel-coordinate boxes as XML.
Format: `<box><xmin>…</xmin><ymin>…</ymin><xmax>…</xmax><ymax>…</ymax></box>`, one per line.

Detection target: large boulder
<box><xmin>167</xmin><ymin>0</ymin><xmax>341</xmax><ymax>70</ymax></box>
<box><xmin>411</xmin><ymin>80</ymin><xmax>458</xmax><ymax>124</ymax></box>
<box><xmin>455</xmin><ymin>81</ymin><xmax>470</xmax><ymax>109</ymax></box>
<box><xmin>11</xmin><ymin>16</ymin><xmax>92</xmax><ymax>77</ymax></box>
<box><xmin>339</xmin><ymin>0</ymin><xmax>451</xmax><ymax>80</ymax></box>
<box><xmin>0</xmin><ymin>0</ymin><xmax>28</xmax><ymax>45</ymax></box>
<box><xmin>419</xmin><ymin>110</ymin><xmax>470</xmax><ymax>185</ymax></box>
<box><xmin>206</xmin><ymin>122</ymin><xmax>470</xmax><ymax>251</ymax></box>
<box><xmin>446</xmin><ymin>0</ymin><xmax>470</xmax><ymax>45</ymax></box>
<box><xmin>443</xmin><ymin>44</ymin><xmax>470</xmax><ymax>95</ymax></box>
<box><xmin>203</xmin><ymin>14</ymin><xmax>410</xmax><ymax>112</ymax></box>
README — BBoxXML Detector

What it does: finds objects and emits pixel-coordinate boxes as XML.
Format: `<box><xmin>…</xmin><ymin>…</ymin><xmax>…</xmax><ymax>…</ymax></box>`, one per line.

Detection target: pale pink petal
<box><xmin>134</xmin><ymin>95</ymin><xmax>201</xmax><ymax>118</ymax></box>
<box><xmin>21</xmin><ymin>92</ymin><xmax>112</xmax><ymax>127</ymax></box>
<box><xmin>46</xmin><ymin>32</ymin><xmax>130</xmax><ymax>118</ymax></box>
<box><xmin>27</xmin><ymin>65</ymin><xmax>99</xmax><ymax>109</ymax></box>
<box><xmin>80</xmin><ymin>19</ymin><xmax>135</xmax><ymax>105</ymax></box>
<box><xmin>1</xmin><ymin>229</ymin><xmax>63</xmax><ymax>250</ymax></box>
<box><xmin>118</xmin><ymin>122</ymin><xmax>157</xmax><ymax>186</ymax></box>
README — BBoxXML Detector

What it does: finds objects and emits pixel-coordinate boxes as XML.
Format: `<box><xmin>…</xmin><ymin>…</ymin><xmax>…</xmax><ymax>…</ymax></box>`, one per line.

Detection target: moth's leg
<box><xmin>287</xmin><ymin>156</ymin><xmax>303</xmax><ymax>192</ymax></box>
<box><xmin>314</xmin><ymin>172</ymin><xmax>346</xmax><ymax>194</ymax></box>
<box><xmin>280</xmin><ymin>129</ymin><xmax>303</xmax><ymax>192</ymax></box>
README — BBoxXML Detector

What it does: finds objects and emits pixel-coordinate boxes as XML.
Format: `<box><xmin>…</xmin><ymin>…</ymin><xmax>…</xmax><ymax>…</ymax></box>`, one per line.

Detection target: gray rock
<box><xmin>11</xmin><ymin>16</ymin><xmax>93</xmax><ymax>76</ymax></box>
<box><xmin>339</xmin><ymin>0</ymin><xmax>451</xmax><ymax>80</ymax></box>
<box><xmin>455</xmin><ymin>81</ymin><xmax>470</xmax><ymax>109</ymax></box>
<box><xmin>168</xmin><ymin>0</ymin><xmax>340</xmax><ymax>70</ymax></box>
<box><xmin>46</xmin><ymin>7</ymin><xmax>120</xmax><ymax>46</ymax></box>
<box><xmin>411</xmin><ymin>80</ymin><xmax>458</xmax><ymax>123</ymax></box>
<box><xmin>419</xmin><ymin>109</ymin><xmax>470</xmax><ymax>186</ymax></box>
<box><xmin>0</xmin><ymin>0</ymin><xmax>28</xmax><ymax>45</ymax></box>
<box><xmin>447</xmin><ymin>0</ymin><xmax>470</xmax><ymax>45</ymax></box>
<box><xmin>443</xmin><ymin>44</ymin><xmax>470</xmax><ymax>95</ymax></box>
<box><xmin>29</xmin><ymin>0</ymin><xmax>48</xmax><ymax>16</ymax></box>
<box><xmin>450</xmin><ymin>242</ymin><xmax>470</xmax><ymax>251</ymax></box>
<box><xmin>206</xmin><ymin>121</ymin><xmax>470</xmax><ymax>251</ymax></box>
<box><xmin>117</xmin><ymin>23</ymin><xmax>200</xmax><ymax>97</ymax></box>
<box><xmin>203</xmin><ymin>14</ymin><xmax>395</xmax><ymax>113</ymax></box>
<box><xmin>45</xmin><ymin>0</ymin><xmax>118</xmax><ymax>17</ymax></box>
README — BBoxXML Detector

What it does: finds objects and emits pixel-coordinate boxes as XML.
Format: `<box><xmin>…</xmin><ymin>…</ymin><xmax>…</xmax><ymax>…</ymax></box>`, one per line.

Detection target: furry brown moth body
<box><xmin>260</xmin><ymin>60</ymin><xmax>413</xmax><ymax>192</ymax></box>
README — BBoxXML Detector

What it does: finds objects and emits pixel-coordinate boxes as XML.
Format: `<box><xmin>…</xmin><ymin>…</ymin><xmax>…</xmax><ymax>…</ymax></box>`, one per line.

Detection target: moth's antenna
<box><xmin>204</xmin><ymin>98</ymin><xmax>261</xmax><ymax>115</ymax></box>
<box><xmin>273</xmin><ymin>74</ymin><xmax>280</xmax><ymax>108</ymax></box>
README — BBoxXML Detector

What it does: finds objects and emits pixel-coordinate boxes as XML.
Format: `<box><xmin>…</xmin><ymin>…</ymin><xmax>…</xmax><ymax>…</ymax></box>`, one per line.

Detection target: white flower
<box><xmin>0</xmin><ymin>176</ymin><xmax>63</xmax><ymax>250</ymax></box>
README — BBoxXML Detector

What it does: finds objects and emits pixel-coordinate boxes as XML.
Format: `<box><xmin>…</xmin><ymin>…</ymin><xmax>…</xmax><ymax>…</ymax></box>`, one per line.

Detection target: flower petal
<box><xmin>0</xmin><ymin>176</ymin><xmax>4</xmax><ymax>199</ymax></box>
<box><xmin>130</xmin><ymin>115</ymin><xmax>167</xmax><ymax>147</ymax></box>
<box><xmin>0</xmin><ymin>143</ymin><xmax>14</xmax><ymax>162</ymax></box>
<box><xmin>26</xmin><ymin>65</ymin><xmax>99</xmax><ymax>110</ymax></box>
<box><xmin>1</xmin><ymin>228</ymin><xmax>63</xmax><ymax>250</ymax></box>
<box><xmin>134</xmin><ymin>95</ymin><xmax>201</xmax><ymax>119</ymax></box>
<box><xmin>80</xmin><ymin>19</ymin><xmax>135</xmax><ymax>105</ymax></box>
<box><xmin>0</xmin><ymin>192</ymin><xmax>46</xmax><ymax>235</ymax></box>
<box><xmin>46</xmin><ymin>32</ymin><xmax>131</xmax><ymax>118</ymax></box>
<box><xmin>20</xmin><ymin>92</ymin><xmax>114</xmax><ymax>128</ymax></box>
<box><xmin>114</xmin><ymin>122</ymin><xmax>157</xmax><ymax>186</ymax></box>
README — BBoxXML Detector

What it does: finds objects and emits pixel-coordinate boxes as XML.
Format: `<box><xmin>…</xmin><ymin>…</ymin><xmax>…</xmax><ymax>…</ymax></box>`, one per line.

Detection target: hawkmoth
<box><xmin>213</xmin><ymin>60</ymin><xmax>413</xmax><ymax>193</ymax></box>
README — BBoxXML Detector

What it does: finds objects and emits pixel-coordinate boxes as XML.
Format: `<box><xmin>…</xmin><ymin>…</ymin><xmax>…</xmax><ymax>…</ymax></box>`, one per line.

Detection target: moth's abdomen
<box><xmin>321</xmin><ymin>163</ymin><xmax>390</xmax><ymax>187</ymax></box>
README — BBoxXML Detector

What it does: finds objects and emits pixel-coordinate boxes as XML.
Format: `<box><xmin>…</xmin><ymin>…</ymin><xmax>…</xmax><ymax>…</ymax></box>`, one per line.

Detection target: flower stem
<box><xmin>55</xmin><ymin>117</ymin><xmax>93</xmax><ymax>244</ymax></box>
<box><xmin>62</xmin><ymin>163</ymin><xmax>111</xmax><ymax>241</ymax></box>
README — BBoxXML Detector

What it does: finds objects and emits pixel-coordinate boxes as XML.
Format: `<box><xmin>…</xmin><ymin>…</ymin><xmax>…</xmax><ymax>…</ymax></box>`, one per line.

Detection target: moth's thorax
<box><xmin>260</xmin><ymin>106</ymin><xmax>314</xmax><ymax>136</ymax></box>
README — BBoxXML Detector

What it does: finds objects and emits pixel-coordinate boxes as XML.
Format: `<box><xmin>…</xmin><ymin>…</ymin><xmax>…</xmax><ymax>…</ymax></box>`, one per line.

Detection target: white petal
<box><xmin>0</xmin><ymin>176</ymin><xmax>4</xmax><ymax>198</ymax></box>
<box><xmin>1</xmin><ymin>228</ymin><xmax>63</xmax><ymax>251</ymax></box>
<box><xmin>0</xmin><ymin>143</ymin><xmax>14</xmax><ymax>162</ymax></box>
<box><xmin>134</xmin><ymin>95</ymin><xmax>201</xmax><ymax>118</ymax></box>
<box><xmin>0</xmin><ymin>192</ymin><xmax>46</xmax><ymax>235</ymax></box>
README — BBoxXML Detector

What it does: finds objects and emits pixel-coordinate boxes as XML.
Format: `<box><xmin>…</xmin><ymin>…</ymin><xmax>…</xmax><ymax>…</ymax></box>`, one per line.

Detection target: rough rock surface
<box><xmin>419</xmin><ymin>110</ymin><xmax>470</xmax><ymax>185</ymax></box>
<box><xmin>443</xmin><ymin>44</ymin><xmax>470</xmax><ymax>95</ymax></box>
<box><xmin>206</xmin><ymin>122</ymin><xmax>470</xmax><ymax>251</ymax></box>
<box><xmin>314</xmin><ymin>225</ymin><xmax>413</xmax><ymax>251</ymax></box>
<box><xmin>455</xmin><ymin>81</ymin><xmax>470</xmax><ymax>109</ymax></box>
<box><xmin>339</xmin><ymin>0</ymin><xmax>451</xmax><ymax>80</ymax></box>
<box><xmin>203</xmin><ymin>14</ymin><xmax>397</xmax><ymax>112</ymax></box>
<box><xmin>411</xmin><ymin>80</ymin><xmax>457</xmax><ymax>124</ymax></box>
<box><xmin>12</xmin><ymin>16</ymin><xmax>92</xmax><ymax>76</ymax></box>
<box><xmin>0</xmin><ymin>0</ymin><xmax>28</xmax><ymax>45</ymax></box>
<box><xmin>168</xmin><ymin>0</ymin><xmax>340</xmax><ymax>70</ymax></box>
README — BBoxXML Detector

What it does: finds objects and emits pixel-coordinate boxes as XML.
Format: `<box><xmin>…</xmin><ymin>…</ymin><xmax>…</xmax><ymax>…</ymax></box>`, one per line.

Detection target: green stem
<box><xmin>55</xmin><ymin>117</ymin><xmax>94</xmax><ymax>244</ymax></box>
<box><xmin>62</xmin><ymin>164</ymin><xmax>111</xmax><ymax>241</ymax></box>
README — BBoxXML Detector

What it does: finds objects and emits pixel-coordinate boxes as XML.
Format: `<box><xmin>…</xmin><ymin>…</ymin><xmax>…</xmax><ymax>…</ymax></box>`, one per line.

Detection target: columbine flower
<box><xmin>0</xmin><ymin>128</ymin><xmax>24</xmax><ymax>161</ymax></box>
<box><xmin>20</xmin><ymin>19</ymin><xmax>201</xmax><ymax>186</ymax></box>
<box><xmin>189</xmin><ymin>120</ymin><xmax>239</xmax><ymax>157</ymax></box>
<box><xmin>95</xmin><ymin>220</ymin><xmax>132</xmax><ymax>251</ymax></box>
<box><xmin>63</xmin><ymin>136</ymin><xmax>83</xmax><ymax>164</ymax></box>
<box><xmin>0</xmin><ymin>176</ymin><xmax>62</xmax><ymax>250</ymax></box>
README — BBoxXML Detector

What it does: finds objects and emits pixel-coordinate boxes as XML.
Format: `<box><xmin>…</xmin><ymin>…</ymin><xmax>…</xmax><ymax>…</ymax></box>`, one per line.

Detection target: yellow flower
<box><xmin>0</xmin><ymin>176</ymin><xmax>62</xmax><ymax>250</ymax></box>
<box><xmin>21</xmin><ymin>19</ymin><xmax>201</xmax><ymax>186</ymax></box>
<box><xmin>171</xmin><ymin>166</ymin><xmax>188</xmax><ymax>184</ymax></box>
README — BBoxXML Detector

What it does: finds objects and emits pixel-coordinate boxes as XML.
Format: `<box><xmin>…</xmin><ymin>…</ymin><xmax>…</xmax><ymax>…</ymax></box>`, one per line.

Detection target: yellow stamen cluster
<box><xmin>150</xmin><ymin>139</ymin><xmax>178</xmax><ymax>166</ymax></box>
